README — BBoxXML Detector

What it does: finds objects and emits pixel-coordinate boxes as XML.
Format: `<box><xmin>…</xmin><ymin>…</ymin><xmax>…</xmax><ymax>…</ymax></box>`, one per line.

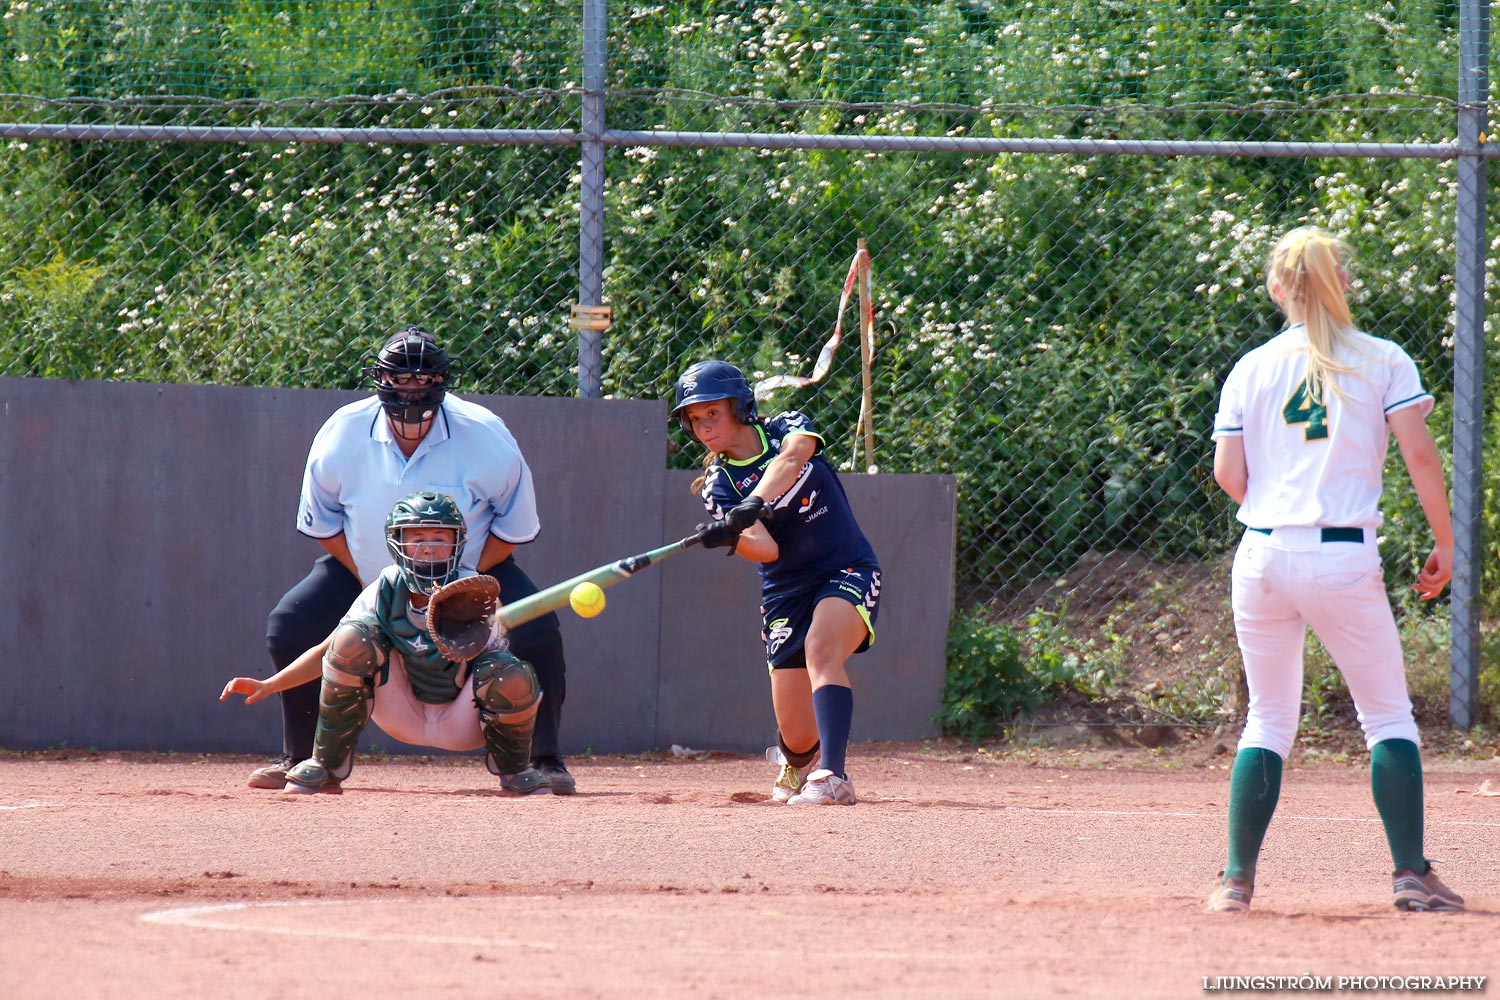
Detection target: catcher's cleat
<box><xmin>786</xmin><ymin>769</ymin><xmax>856</xmax><ymax>806</ymax></box>
<box><xmin>500</xmin><ymin>766</ymin><xmax>552</xmax><ymax>796</ymax></box>
<box><xmin>765</xmin><ymin>747</ymin><xmax>805</xmax><ymax>803</ymax></box>
<box><xmin>532</xmin><ymin>756</ymin><xmax>576</xmax><ymax>796</ymax></box>
<box><xmin>1393</xmin><ymin>864</ymin><xmax>1464</xmax><ymax>912</ymax></box>
<box><xmin>247</xmin><ymin>755</ymin><xmax>295</xmax><ymax>790</ymax></box>
<box><xmin>1206</xmin><ymin>874</ymin><xmax>1254</xmax><ymax>913</ymax></box>
<box><xmin>281</xmin><ymin>760</ymin><xmax>344</xmax><ymax>795</ymax></box>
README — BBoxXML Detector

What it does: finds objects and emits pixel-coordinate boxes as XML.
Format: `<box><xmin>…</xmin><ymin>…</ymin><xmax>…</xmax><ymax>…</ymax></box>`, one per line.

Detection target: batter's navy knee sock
<box><xmin>1371</xmin><ymin>738</ymin><xmax>1426</xmax><ymax>874</ymax></box>
<box><xmin>1225</xmin><ymin>747</ymin><xmax>1283</xmax><ymax>882</ymax></box>
<box><xmin>811</xmin><ymin>684</ymin><xmax>853</xmax><ymax>778</ymax></box>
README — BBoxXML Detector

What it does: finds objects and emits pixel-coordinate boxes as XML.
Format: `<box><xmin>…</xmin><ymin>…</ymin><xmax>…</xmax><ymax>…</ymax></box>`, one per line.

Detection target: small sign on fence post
<box><xmin>568</xmin><ymin>303</ymin><xmax>613</xmax><ymax>331</ymax></box>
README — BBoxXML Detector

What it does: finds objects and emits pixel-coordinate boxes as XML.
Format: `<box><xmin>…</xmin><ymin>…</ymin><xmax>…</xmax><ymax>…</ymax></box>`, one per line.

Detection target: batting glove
<box><xmin>696</xmin><ymin>521</ymin><xmax>742</xmax><ymax>554</ymax></box>
<box><xmin>722</xmin><ymin>495</ymin><xmax>768</xmax><ymax>532</ymax></box>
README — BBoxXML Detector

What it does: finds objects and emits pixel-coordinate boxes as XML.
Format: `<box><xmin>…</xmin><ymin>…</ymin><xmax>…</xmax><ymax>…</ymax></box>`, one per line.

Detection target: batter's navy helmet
<box><xmin>670</xmin><ymin>360</ymin><xmax>758</xmax><ymax>442</ymax></box>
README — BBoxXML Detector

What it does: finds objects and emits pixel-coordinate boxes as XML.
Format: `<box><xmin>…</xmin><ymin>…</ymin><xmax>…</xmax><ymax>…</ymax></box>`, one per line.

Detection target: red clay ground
<box><xmin>1</xmin><ymin>743</ymin><xmax>1497</xmax><ymax>999</ymax></box>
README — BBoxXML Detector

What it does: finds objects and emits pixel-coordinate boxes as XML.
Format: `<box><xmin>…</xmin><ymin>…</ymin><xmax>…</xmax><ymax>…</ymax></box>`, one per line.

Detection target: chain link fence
<box><xmin>1</xmin><ymin>1</ymin><xmax>1493</xmax><ymax>729</ymax></box>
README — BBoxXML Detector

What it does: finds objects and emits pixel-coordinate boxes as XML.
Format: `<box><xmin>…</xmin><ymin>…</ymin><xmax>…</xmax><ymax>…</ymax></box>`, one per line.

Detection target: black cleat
<box><xmin>500</xmin><ymin>766</ymin><xmax>552</xmax><ymax>796</ymax></box>
<box><xmin>532</xmin><ymin>756</ymin><xmax>576</xmax><ymax>796</ymax></box>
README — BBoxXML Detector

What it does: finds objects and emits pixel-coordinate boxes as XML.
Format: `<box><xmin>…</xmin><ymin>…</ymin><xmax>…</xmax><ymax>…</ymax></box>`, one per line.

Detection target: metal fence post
<box><xmin>576</xmin><ymin>0</ymin><xmax>608</xmax><ymax>399</ymax></box>
<box><xmin>1450</xmin><ymin>0</ymin><xmax>1489</xmax><ymax>729</ymax></box>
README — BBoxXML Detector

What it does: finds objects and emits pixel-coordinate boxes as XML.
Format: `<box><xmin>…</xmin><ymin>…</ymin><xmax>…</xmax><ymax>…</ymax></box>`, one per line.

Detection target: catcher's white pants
<box><xmin>1231</xmin><ymin>529</ymin><xmax>1419</xmax><ymax>759</ymax></box>
<box><xmin>367</xmin><ymin>652</ymin><xmax>485</xmax><ymax>752</ymax></box>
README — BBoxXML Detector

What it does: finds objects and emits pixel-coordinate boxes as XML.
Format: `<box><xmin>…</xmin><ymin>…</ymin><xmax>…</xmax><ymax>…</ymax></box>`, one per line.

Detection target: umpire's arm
<box><xmin>477</xmin><ymin>535</ymin><xmax>518</xmax><ymax>573</ymax></box>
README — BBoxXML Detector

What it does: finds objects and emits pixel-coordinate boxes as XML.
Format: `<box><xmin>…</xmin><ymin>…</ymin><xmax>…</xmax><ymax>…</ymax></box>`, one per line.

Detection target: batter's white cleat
<box><xmin>766</xmin><ymin>747</ymin><xmax>805</xmax><ymax>803</ymax></box>
<box><xmin>1206</xmin><ymin>875</ymin><xmax>1253</xmax><ymax>913</ymax></box>
<box><xmin>786</xmin><ymin>769</ymin><xmax>856</xmax><ymax>806</ymax></box>
<box><xmin>1393</xmin><ymin>864</ymin><xmax>1464</xmax><ymax>912</ymax></box>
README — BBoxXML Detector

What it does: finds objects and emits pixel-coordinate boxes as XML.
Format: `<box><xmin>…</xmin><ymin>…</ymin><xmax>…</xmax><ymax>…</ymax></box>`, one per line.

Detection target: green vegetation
<box><xmin>0</xmin><ymin>2</ymin><xmax>1490</xmax><ymax>728</ymax></box>
<box><xmin>934</xmin><ymin>609</ymin><xmax>1036</xmax><ymax>739</ymax></box>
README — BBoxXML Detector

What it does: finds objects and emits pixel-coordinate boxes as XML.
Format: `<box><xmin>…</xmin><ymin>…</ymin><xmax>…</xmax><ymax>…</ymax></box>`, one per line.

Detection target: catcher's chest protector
<box><xmin>375</xmin><ymin>574</ymin><xmax>467</xmax><ymax>705</ymax></box>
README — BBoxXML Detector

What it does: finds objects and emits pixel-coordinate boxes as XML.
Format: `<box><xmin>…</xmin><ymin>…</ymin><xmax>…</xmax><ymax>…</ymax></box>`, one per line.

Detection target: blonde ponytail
<box><xmin>1265</xmin><ymin>226</ymin><xmax>1361</xmax><ymax>402</ymax></box>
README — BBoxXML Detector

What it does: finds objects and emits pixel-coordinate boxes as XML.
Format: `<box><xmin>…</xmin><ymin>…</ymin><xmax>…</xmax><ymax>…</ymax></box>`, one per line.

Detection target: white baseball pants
<box><xmin>366</xmin><ymin>652</ymin><xmax>486</xmax><ymax>752</ymax></box>
<box><xmin>1231</xmin><ymin>529</ymin><xmax>1419</xmax><ymax>759</ymax></box>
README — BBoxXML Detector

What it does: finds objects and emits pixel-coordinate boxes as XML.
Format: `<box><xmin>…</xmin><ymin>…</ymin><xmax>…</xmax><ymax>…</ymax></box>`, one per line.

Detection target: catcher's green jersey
<box><xmin>360</xmin><ymin>567</ymin><xmax>473</xmax><ymax>704</ymax></box>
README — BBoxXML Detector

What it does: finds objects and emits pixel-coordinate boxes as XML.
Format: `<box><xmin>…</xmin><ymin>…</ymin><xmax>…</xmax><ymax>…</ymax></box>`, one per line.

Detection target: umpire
<box><xmin>253</xmin><ymin>326</ymin><xmax>575</xmax><ymax>793</ymax></box>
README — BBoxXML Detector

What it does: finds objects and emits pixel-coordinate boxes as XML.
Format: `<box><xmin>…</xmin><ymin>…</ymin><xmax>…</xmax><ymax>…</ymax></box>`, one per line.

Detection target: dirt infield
<box><xmin>2</xmin><ymin>743</ymin><xmax>1496</xmax><ymax>999</ymax></box>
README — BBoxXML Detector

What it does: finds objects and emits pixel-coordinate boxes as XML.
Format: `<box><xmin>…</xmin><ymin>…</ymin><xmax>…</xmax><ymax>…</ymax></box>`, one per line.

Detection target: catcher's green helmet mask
<box><xmin>385</xmin><ymin>490</ymin><xmax>467</xmax><ymax>596</ymax></box>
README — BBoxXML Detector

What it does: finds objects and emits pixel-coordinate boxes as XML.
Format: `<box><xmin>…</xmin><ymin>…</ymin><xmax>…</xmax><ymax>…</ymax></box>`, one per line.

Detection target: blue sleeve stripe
<box><xmin>1384</xmin><ymin>392</ymin><xmax>1431</xmax><ymax>414</ymax></box>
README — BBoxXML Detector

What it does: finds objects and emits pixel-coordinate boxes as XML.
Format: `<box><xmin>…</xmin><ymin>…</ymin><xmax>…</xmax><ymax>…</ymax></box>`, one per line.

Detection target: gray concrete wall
<box><xmin>0</xmin><ymin>376</ymin><xmax>954</xmax><ymax>755</ymax></box>
<box><xmin>656</xmin><ymin>470</ymin><xmax>956</xmax><ymax>752</ymax></box>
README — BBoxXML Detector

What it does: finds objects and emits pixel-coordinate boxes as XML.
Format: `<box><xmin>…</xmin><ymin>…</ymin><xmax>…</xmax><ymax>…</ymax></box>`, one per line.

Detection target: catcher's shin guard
<box><xmin>305</xmin><ymin>620</ymin><xmax>386</xmax><ymax>778</ymax></box>
<box><xmin>308</xmin><ymin>678</ymin><xmax>373</xmax><ymax>779</ymax></box>
<box><xmin>472</xmin><ymin>651</ymin><xmax>542</xmax><ymax>776</ymax></box>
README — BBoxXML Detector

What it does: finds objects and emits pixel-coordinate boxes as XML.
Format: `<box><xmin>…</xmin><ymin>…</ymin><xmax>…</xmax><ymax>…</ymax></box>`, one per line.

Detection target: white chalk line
<box><xmin>0</xmin><ymin>802</ymin><xmax>43</xmax><ymax>811</ymax></box>
<box><xmin>139</xmin><ymin>898</ymin><xmax>995</xmax><ymax>962</ymax></box>
<box><xmin>141</xmin><ymin>899</ymin><xmax>548</xmax><ymax>949</ymax></box>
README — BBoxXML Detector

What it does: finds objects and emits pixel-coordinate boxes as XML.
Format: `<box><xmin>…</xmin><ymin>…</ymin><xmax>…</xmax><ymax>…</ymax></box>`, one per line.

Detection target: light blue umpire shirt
<box><xmin>297</xmin><ymin>393</ymin><xmax>541</xmax><ymax>585</ymax></box>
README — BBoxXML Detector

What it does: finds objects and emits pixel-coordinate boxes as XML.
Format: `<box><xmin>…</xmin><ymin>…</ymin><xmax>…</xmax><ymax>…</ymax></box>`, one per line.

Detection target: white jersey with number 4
<box><xmin>1211</xmin><ymin>323</ymin><xmax>1432</xmax><ymax>531</ymax></box>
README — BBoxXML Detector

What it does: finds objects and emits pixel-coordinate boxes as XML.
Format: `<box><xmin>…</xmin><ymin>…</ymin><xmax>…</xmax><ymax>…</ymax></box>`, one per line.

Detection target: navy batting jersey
<box><xmin>700</xmin><ymin>411</ymin><xmax>878</xmax><ymax>598</ymax></box>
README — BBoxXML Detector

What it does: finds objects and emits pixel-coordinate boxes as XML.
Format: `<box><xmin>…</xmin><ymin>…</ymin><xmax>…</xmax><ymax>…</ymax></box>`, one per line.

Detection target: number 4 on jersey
<box><xmin>1282</xmin><ymin>379</ymin><xmax>1329</xmax><ymax>441</ymax></box>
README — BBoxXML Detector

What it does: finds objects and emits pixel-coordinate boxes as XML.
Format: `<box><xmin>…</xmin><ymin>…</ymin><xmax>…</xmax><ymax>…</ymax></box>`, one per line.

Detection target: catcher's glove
<box><xmin>425</xmin><ymin>575</ymin><xmax>501</xmax><ymax>662</ymax></box>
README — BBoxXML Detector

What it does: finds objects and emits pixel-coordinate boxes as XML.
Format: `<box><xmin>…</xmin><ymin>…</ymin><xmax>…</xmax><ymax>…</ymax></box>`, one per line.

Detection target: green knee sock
<box><xmin>1370</xmin><ymin>738</ymin><xmax>1426</xmax><ymax>874</ymax></box>
<box><xmin>1225</xmin><ymin>747</ymin><xmax>1284</xmax><ymax>882</ymax></box>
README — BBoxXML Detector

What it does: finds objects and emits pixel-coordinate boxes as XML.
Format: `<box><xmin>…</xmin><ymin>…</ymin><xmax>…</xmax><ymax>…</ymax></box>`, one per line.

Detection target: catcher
<box><xmin>221</xmin><ymin>490</ymin><xmax>550</xmax><ymax>795</ymax></box>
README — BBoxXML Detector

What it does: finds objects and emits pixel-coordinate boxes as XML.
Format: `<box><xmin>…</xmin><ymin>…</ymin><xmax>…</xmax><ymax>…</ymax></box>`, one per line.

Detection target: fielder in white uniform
<box><xmin>1206</xmin><ymin>226</ymin><xmax>1462</xmax><ymax>913</ymax></box>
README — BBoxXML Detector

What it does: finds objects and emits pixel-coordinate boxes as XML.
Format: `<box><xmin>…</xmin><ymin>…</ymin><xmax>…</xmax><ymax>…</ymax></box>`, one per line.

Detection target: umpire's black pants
<box><xmin>265</xmin><ymin>553</ymin><xmax>568</xmax><ymax>762</ymax></box>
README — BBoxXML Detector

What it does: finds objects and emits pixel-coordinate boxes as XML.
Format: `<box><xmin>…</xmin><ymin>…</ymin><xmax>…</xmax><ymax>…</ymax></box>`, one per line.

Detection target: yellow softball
<box><xmin>569</xmin><ymin>581</ymin><xmax>606</xmax><ymax>618</ymax></box>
